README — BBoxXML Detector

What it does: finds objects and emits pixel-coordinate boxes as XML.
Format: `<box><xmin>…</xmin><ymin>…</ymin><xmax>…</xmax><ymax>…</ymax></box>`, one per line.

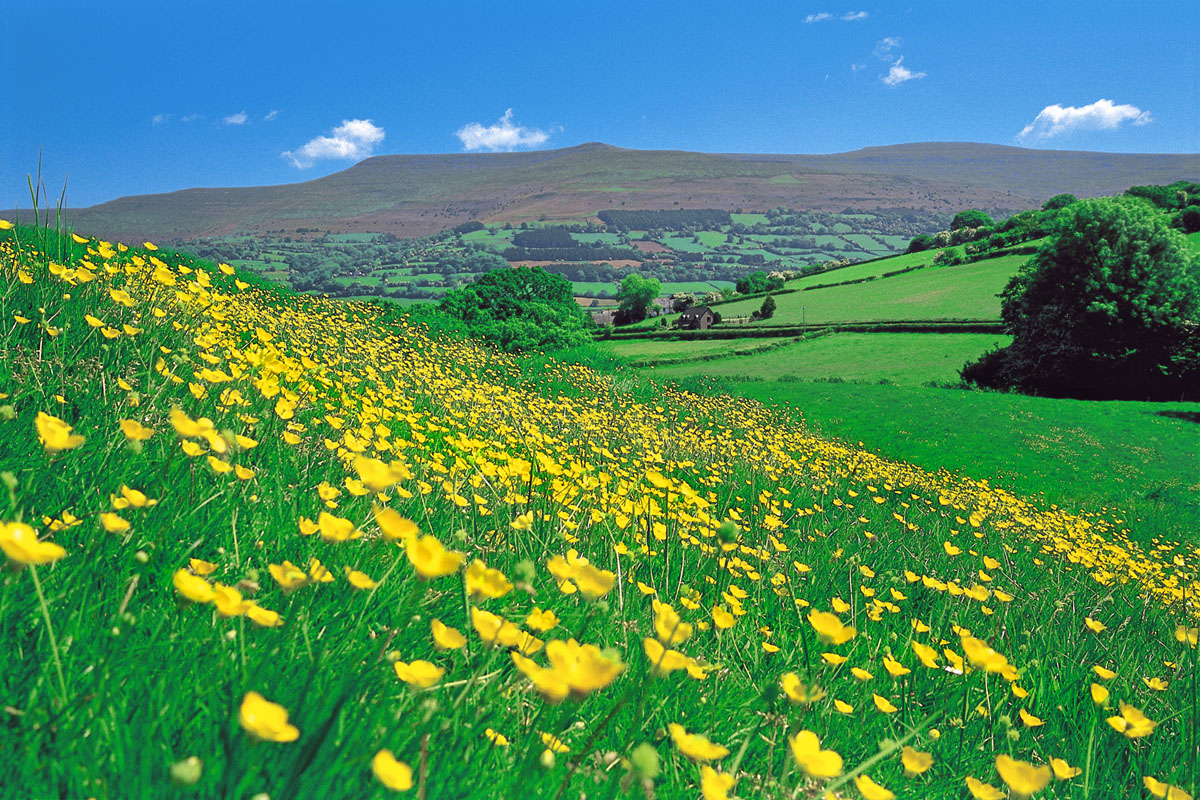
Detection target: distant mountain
<box><xmin>55</xmin><ymin>142</ymin><xmax>1200</xmax><ymax>242</ymax></box>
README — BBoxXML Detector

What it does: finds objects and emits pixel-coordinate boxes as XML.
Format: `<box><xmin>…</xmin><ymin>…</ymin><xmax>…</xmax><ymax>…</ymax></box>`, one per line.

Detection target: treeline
<box><xmin>597</xmin><ymin>209</ymin><xmax>732</xmax><ymax>230</ymax></box>
<box><xmin>500</xmin><ymin>245</ymin><xmax>644</xmax><ymax>262</ymax></box>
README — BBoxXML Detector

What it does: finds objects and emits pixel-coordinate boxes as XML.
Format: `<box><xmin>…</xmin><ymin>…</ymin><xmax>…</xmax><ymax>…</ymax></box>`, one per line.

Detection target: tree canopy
<box><xmin>437</xmin><ymin>266</ymin><xmax>593</xmax><ymax>352</ymax></box>
<box><xmin>962</xmin><ymin>198</ymin><xmax>1200</xmax><ymax>400</ymax></box>
<box><xmin>615</xmin><ymin>274</ymin><xmax>661</xmax><ymax>324</ymax></box>
<box><xmin>950</xmin><ymin>209</ymin><xmax>995</xmax><ymax>231</ymax></box>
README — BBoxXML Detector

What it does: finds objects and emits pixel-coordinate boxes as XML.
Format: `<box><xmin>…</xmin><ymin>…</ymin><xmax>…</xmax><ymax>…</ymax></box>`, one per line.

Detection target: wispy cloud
<box><xmin>805</xmin><ymin>10</ymin><xmax>867</xmax><ymax>23</ymax></box>
<box><xmin>882</xmin><ymin>58</ymin><xmax>926</xmax><ymax>87</ymax></box>
<box><xmin>282</xmin><ymin>118</ymin><xmax>386</xmax><ymax>168</ymax></box>
<box><xmin>1017</xmin><ymin>99</ymin><xmax>1152</xmax><ymax>140</ymax></box>
<box><xmin>871</xmin><ymin>37</ymin><xmax>925</xmax><ymax>87</ymax></box>
<box><xmin>264</xmin><ymin>109</ymin><xmax>279</xmax><ymax>122</ymax></box>
<box><xmin>223</xmin><ymin>111</ymin><xmax>248</xmax><ymax>126</ymax></box>
<box><xmin>455</xmin><ymin>109</ymin><xmax>552</xmax><ymax>152</ymax></box>
<box><xmin>152</xmin><ymin>113</ymin><xmax>171</xmax><ymax>125</ymax></box>
<box><xmin>181</xmin><ymin>113</ymin><xmax>203</xmax><ymax>123</ymax></box>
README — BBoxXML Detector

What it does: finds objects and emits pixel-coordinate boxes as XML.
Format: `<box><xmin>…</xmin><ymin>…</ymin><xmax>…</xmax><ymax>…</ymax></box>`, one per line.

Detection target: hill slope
<box><xmin>56</xmin><ymin>142</ymin><xmax>1200</xmax><ymax>241</ymax></box>
<box><xmin>1</xmin><ymin>223</ymin><xmax>1197</xmax><ymax>799</ymax></box>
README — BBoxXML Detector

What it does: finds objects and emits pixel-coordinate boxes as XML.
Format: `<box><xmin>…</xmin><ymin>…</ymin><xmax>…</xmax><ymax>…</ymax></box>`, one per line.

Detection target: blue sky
<box><xmin>2</xmin><ymin>0</ymin><xmax>1196</xmax><ymax>207</ymax></box>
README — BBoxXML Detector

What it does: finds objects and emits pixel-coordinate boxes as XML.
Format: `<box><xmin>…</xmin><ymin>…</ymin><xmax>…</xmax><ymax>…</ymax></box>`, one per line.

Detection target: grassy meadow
<box><xmin>1</xmin><ymin>222</ymin><xmax>1197</xmax><ymax>800</ymax></box>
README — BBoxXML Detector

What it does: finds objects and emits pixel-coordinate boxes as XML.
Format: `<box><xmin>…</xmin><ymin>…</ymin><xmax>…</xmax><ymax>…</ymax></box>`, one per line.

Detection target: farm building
<box><xmin>680</xmin><ymin>305</ymin><xmax>715</xmax><ymax>330</ymax></box>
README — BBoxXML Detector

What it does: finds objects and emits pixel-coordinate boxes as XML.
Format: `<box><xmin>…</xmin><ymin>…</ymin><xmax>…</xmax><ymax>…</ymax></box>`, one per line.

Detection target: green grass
<box><xmin>688</xmin><ymin>378</ymin><xmax>1200</xmax><ymax>544</ymax></box>
<box><xmin>648</xmin><ymin>333</ymin><xmax>1010</xmax><ymax>385</ymax></box>
<box><xmin>603</xmin><ymin>336</ymin><xmax>795</xmax><ymax>364</ymax></box>
<box><xmin>714</xmin><ymin>256</ymin><xmax>1025</xmax><ymax>325</ymax></box>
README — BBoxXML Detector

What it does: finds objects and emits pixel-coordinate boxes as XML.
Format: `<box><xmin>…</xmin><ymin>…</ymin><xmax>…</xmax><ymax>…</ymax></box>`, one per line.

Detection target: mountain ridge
<box><xmin>48</xmin><ymin>142</ymin><xmax>1200</xmax><ymax>242</ymax></box>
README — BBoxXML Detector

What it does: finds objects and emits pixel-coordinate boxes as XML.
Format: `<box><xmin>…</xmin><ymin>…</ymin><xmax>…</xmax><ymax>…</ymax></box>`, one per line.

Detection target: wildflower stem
<box><xmin>29</xmin><ymin>564</ymin><xmax>68</xmax><ymax>702</ymax></box>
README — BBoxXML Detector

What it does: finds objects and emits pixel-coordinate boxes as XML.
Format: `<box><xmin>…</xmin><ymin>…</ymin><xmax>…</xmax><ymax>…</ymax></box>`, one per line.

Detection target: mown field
<box><xmin>638</xmin><ymin>332</ymin><xmax>1012</xmax><ymax>385</ymax></box>
<box><xmin>1</xmin><ymin>223</ymin><xmax>1197</xmax><ymax>800</ymax></box>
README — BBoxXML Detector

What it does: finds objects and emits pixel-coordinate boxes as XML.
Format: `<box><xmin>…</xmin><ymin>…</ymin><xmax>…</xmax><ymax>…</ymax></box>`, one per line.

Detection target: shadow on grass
<box><xmin>1154</xmin><ymin>410</ymin><xmax>1200</xmax><ymax>424</ymax></box>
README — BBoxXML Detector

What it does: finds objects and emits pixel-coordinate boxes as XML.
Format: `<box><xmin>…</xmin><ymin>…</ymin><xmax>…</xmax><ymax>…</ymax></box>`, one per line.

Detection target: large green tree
<box><xmin>963</xmin><ymin>198</ymin><xmax>1200</xmax><ymax>399</ymax></box>
<box><xmin>615</xmin><ymin>274</ymin><xmax>661</xmax><ymax>324</ymax></box>
<box><xmin>437</xmin><ymin>266</ymin><xmax>593</xmax><ymax>352</ymax></box>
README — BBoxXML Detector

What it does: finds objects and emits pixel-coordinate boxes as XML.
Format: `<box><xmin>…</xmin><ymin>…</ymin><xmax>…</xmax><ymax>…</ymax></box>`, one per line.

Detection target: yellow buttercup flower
<box><xmin>393</xmin><ymin>659</ymin><xmax>445</xmax><ymax>689</ymax></box>
<box><xmin>119</xmin><ymin>418</ymin><xmax>156</xmax><ymax>441</ymax></box>
<box><xmin>965</xmin><ymin>776</ymin><xmax>1005</xmax><ymax>800</ymax></box>
<box><xmin>1107</xmin><ymin>702</ymin><xmax>1156</xmax><ymax>738</ymax></box>
<box><xmin>668</xmin><ymin>723</ymin><xmax>728</xmax><ymax>762</ymax></box>
<box><xmin>317</xmin><ymin>511</ymin><xmax>359</xmax><ymax>542</ymax></box>
<box><xmin>35</xmin><ymin>412</ymin><xmax>85</xmax><ymax>452</ymax></box>
<box><xmin>239</xmin><ymin>692</ymin><xmax>299</xmax><ymax>742</ymax></box>
<box><xmin>374</xmin><ymin>505</ymin><xmax>419</xmax><ymax>542</ymax></box>
<box><xmin>406</xmin><ymin>534</ymin><xmax>464</xmax><ymax>579</ymax></box>
<box><xmin>172</xmin><ymin>569</ymin><xmax>215</xmax><ymax>603</ymax></box>
<box><xmin>1050</xmin><ymin>758</ymin><xmax>1081</xmax><ymax>780</ymax></box>
<box><xmin>901</xmin><ymin>746</ymin><xmax>933</xmax><ymax>776</ymax></box>
<box><xmin>807</xmin><ymin>610</ymin><xmax>856</xmax><ymax>645</ymax></box>
<box><xmin>525</xmin><ymin>607</ymin><xmax>559</xmax><ymax>632</ymax></box>
<box><xmin>788</xmin><ymin>730</ymin><xmax>842</xmax><ymax>778</ymax></box>
<box><xmin>0</xmin><ymin>522</ymin><xmax>67</xmax><ymax>565</ymax></box>
<box><xmin>372</xmin><ymin>749</ymin><xmax>413</xmax><ymax>791</ymax></box>
<box><xmin>431</xmin><ymin>618</ymin><xmax>467</xmax><ymax>650</ymax></box>
<box><xmin>643</xmin><ymin>637</ymin><xmax>693</xmax><ymax>676</ymax></box>
<box><xmin>654</xmin><ymin>601</ymin><xmax>693</xmax><ymax>644</ymax></box>
<box><xmin>854</xmin><ymin>774</ymin><xmax>895</xmax><ymax>800</ymax></box>
<box><xmin>700</xmin><ymin>766</ymin><xmax>735</xmax><ymax>800</ymax></box>
<box><xmin>995</xmin><ymin>754</ymin><xmax>1052</xmax><ymax>799</ymax></box>
<box><xmin>780</xmin><ymin>673</ymin><xmax>825</xmax><ymax>705</ymax></box>
<box><xmin>465</xmin><ymin>559</ymin><xmax>513</xmax><ymax>600</ymax></box>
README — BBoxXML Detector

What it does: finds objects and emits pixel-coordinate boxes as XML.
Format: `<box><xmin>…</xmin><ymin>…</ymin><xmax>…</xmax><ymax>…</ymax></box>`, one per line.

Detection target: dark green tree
<box><xmin>907</xmin><ymin>234</ymin><xmax>936</xmax><ymax>253</ymax></box>
<box><xmin>1041</xmin><ymin>194</ymin><xmax>1077</xmax><ymax>211</ymax></box>
<box><xmin>759</xmin><ymin>294</ymin><xmax>777</xmax><ymax>320</ymax></box>
<box><xmin>615</xmin><ymin>274</ymin><xmax>661</xmax><ymax>324</ymax></box>
<box><xmin>950</xmin><ymin>209</ymin><xmax>994</xmax><ymax>230</ymax></box>
<box><xmin>962</xmin><ymin>198</ymin><xmax>1200</xmax><ymax>399</ymax></box>
<box><xmin>438</xmin><ymin>266</ymin><xmax>593</xmax><ymax>352</ymax></box>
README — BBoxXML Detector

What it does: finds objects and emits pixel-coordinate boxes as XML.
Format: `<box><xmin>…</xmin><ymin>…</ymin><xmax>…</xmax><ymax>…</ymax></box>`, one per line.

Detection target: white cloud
<box><xmin>1017</xmin><ymin>99</ymin><xmax>1152</xmax><ymax>140</ymax></box>
<box><xmin>181</xmin><ymin>113</ymin><xmax>203</xmax><ymax>123</ymax></box>
<box><xmin>152</xmin><ymin>113</ymin><xmax>170</xmax><ymax>125</ymax></box>
<box><xmin>282</xmin><ymin>118</ymin><xmax>386</xmax><ymax>168</ymax></box>
<box><xmin>804</xmin><ymin>12</ymin><xmax>833</xmax><ymax>22</ymax></box>
<box><xmin>264</xmin><ymin>109</ymin><xmax>279</xmax><ymax>122</ymax></box>
<box><xmin>851</xmin><ymin>62</ymin><xmax>866</xmax><ymax>72</ymax></box>
<box><xmin>882</xmin><ymin>57</ymin><xmax>926</xmax><ymax>87</ymax></box>
<box><xmin>873</xmin><ymin>36</ymin><xmax>901</xmax><ymax>59</ymax></box>
<box><xmin>841</xmin><ymin>11</ymin><xmax>868</xmax><ymax>20</ymax></box>
<box><xmin>223</xmin><ymin>111</ymin><xmax>248</xmax><ymax>126</ymax></box>
<box><xmin>455</xmin><ymin>109</ymin><xmax>551</xmax><ymax>152</ymax></box>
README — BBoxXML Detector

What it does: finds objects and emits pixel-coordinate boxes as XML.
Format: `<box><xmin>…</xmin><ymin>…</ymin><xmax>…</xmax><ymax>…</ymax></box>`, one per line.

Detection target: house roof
<box><xmin>680</xmin><ymin>305</ymin><xmax>713</xmax><ymax>319</ymax></box>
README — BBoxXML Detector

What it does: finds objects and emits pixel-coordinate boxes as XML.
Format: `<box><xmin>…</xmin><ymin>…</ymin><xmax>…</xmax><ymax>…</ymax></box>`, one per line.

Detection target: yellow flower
<box><xmin>0</xmin><ymin>521</ymin><xmax>67</xmax><ymax>565</ymax></box>
<box><xmin>431</xmin><ymin>619</ymin><xmax>467</xmax><ymax>650</ymax></box>
<box><xmin>780</xmin><ymin>672</ymin><xmax>826</xmax><ymax>705</ymax></box>
<box><xmin>965</xmin><ymin>776</ymin><xmax>1005</xmax><ymax>800</ymax></box>
<box><xmin>882</xmin><ymin>656</ymin><xmax>910</xmax><ymax>678</ymax></box>
<box><xmin>995</xmin><ymin>754</ymin><xmax>1052</xmax><ymax>799</ymax></box>
<box><xmin>1107</xmin><ymin>702</ymin><xmax>1156</xmax><ymax>738</ymax></box>
<box><xmin>1175</xmin><ymin>625</ymin><xmax>1199</xmax><ymax>647</ymax></box>
<box><xmin>99</xmin><ymin>512</ymin><xmax>130</xmax><ymax>534</ymax></box>
<box><xmin>1050</xmin><ymin>758</ymin><xmax>1080</xmax><ymax>780</ymax></box>
<box><xmin>543</xmin><ymin>638</ymin><xmax>624</xmax><ymax>697</ymax></box>
<box><xmin>247</xmin><ymin>605</ymin><xmax>283</xmax><ymax>627</ymax></box>
<box><xmin>374</xmin><ymin>505</ymin><xmax>419</xmax><ymax>542</ymax></box>
<box><xmin>525</xmin><ymin>607</ymin><xmax>559</xmax><ymax>632</ymax></box>
<box><xmin>873</xmin><ymin>693</ymin><xmax>898</xmax><ymax>713</ymax></box>
<box><xmin>35</xmin><ymin>411</ymin><xmax>85</xmax><ymax>452</ymax></box>
<box><xmin>172</xmin><ymin>568</ymin><xmax>215</xmax><ymax>603</ymax></box>
<box><xmin>269</xmin><ymin>561</ymin><xmax>310</xmax><ymax>591</ymax></box>
<box><xmin>1084</xmin><ymin>617</ymin><xmax>1107</xmax><ymax>633</ymax></box>
<box><xmin>406</xmin><ymin>534</ymin><xmax>464</xmax><ymax>579</ymax></box>
<box><xmin>1144</xmin><ymin>776</ymin><xmax>1193</xmax><ymax>800</ymax></box>
<box><xmin>1142</xmin><ymin>677</ymin><xmax>1169</xmax><ymax>691</ymax></box>
<box><xmin>465</xmin><ymin>559</ymin><xmax>513</xmax><ymax>600</ymax></box>
<box><xmin>189</xmin><ymin>558</ymin><xmax>218</xmax><ymax>575</ymax></box>
<box><xmin>960</xmin><ymin>635</ymin><xmax>1011</xmax><ymax>674</ymax></box>
<box><xmin>1019</xmin><ymin>708</ymin><xmax>1044</xmax><ymax>727</ymax></box>
<box><xmin>1092</xmin><ymin>665</ymin><xmax>1117</xmax><ymax>680</ymax></box>
<box><xmin>119</xmin><ymin>419</ymin><xmax>156</xmax><ymax>441</ymax></box>
<box><xmin>654</xmin><ymin>601</ymin><xmax>693</xmax><ymax>644</ymax></box>
<box><xmin>353</xmin><ymin>455</ymin><xmax>402</xmax><ymax>492</ymax></box>
<box><xmin>833</xmin><ymin>699</ymin><xmax>854</xmax><ymax>714</ymax></box>
<box><xmin>700</xmin><ymin>766</ymin><xmax>735</xmax><ymax>800</ymax></box>
<box><xmin>239</xmin><ymin>692</ymin><xmax>299</xmax><ymax>742</ymax></box>
<box><xmin>484</xmin><ymin>728</ymin><xmax>510</xmax><ymax>747</ymax></box>
<box><xmin>1089</xmin><ymin>682</ymin><xmax>1110</xmax><ymax>706</ymax></box>
<box><xmin>512</xmin><ymin>652</ymin><xmax>570</xmax><ymax>703</ymax></box>
<box><xmin>573</xmin><ymin>562</ymin><xmax>615</xmax><ymax>599</ymax></box>
<box><xmin>317</xmin><ymin>511</ymin><xmax>359</xmax><ymax>542</ymax></box>
<box><xmin>345</xmin><ymin>568</ymin><xmax>379</xmax><ymax>590</ymax></box>
<box><xmin>0</xmin><ymin>219</ymin><xmax>12</xmax><ymax>229</ymax></box>
<box><xmin>643</xmin><ymin>637</ymin><xmax>693</xmax><ymax>676</ymax></box>
<box><xmin>393</xmin><ymin>659</ymin><xmax>445</xmax><ymax>689</ymax></box>
<box><xmin>807</xmin><ymin>610</ymin><xmax>856</xmax><ymax>645</ymax></box>
<box><xmin>788</xmin><ymin>730</ymin><xmax>842</xmax><ymax>779</ymax></box>
<box><xmin>711</xmin><ymin>605</ymin><xmax>735</xmax><ymax>630</ymax></box>
<box><xmin>901</xmin><ymin>746</ymin><xmax>933</xmax><ymax>776</ymax></box>
<box><xmin>668</xmin><ymin>723</ymin><xmax>728</xmax><ymax>762</ymax></box>
<box><xmin>213</xmin><ymin>584</ymin><xmax>252</xmax><ymax>617</ymax></box>
<box><xmin>371</xmin><ymin>749</ymin><xmax>413</xmax><ymax>791</ymax></box>
<box><xmin>912</xmin><ymin>641</ymin><xmax>940</xmax><ymax>669</ymax></box>
<box><xmin>511</xmin><ymin>511</ymin><xmax>534</xmax><ymax>531</ymax></box>
<box><xmin>854</xmin><ymin>774</ymin><xmax>895</xmax><ymax>800</ymax></box>
<box><xmin>852</xmin><ymin>667</ymin><xmax>874</xmax><ymax>682</ymax></box>
<box><xmin>822</xmin><ymin>652</ymin><xmax>848</xmax><ymax>665</ymax></box>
